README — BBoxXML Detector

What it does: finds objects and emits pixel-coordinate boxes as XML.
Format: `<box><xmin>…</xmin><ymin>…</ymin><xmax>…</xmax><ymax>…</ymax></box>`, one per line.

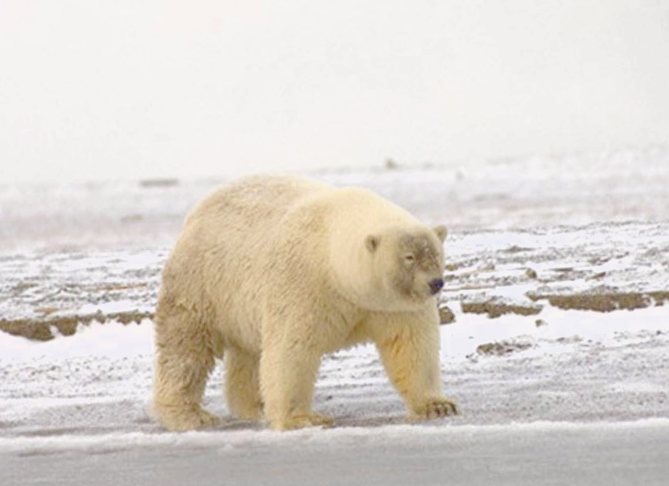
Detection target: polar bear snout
<box><xmin>428</xmin><ymin>278</ymin><xmax>444</xmax><ymax>295</ymax></box>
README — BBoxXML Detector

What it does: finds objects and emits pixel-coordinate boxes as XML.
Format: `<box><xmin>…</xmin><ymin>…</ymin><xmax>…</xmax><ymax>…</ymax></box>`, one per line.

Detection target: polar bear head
<box><xmin>362</xmin><ymin>224</ymin><xmax>447</xmax><ymax>311</ymax></box>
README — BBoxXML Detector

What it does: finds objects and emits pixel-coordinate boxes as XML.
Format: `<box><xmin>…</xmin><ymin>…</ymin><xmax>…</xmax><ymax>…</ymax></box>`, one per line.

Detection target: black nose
<box><xmin>429</xmin><ymin>278</ymin><xmax>444</xmax><ymax>294</ymax></box>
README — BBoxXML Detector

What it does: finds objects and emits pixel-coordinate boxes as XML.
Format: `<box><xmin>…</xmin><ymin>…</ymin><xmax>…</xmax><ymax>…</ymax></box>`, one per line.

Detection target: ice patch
<box><xmin>441</xmin><ymin>302</ymin><xmax>669</xmax><ymax>360</ymax></box>
<box><xmin>0</xmin><ymin>319</ymin><xmax>154</xmax><ymax>361</ymax></box>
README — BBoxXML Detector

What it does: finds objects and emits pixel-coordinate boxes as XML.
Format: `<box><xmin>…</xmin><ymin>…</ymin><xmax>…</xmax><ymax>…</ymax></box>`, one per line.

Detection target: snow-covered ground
<box><xmin>1</xmin><ymin>149</ymin><xmax>669</xmax><ymax>484</ymax></box>
<box><xmin>2</xmin><ymin>302</ymin><xmax>669</xmax><ymax>435</ymax></box>
<box><xmin>1</xmin><ymin>296</ymin><xmax>668</xmax><ymax>485</ymax></box>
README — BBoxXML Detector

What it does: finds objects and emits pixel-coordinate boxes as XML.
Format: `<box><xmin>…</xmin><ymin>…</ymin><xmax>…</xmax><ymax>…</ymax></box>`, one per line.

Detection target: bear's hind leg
<box><xmin>153</xmin><ymin>308</ymin><xmax>219</xmax><ymax>431</ymax></box>
<box><xmin>225</xmin><ymin>347</ymin><xmax>263</xmax><ymax>420</ymax></box>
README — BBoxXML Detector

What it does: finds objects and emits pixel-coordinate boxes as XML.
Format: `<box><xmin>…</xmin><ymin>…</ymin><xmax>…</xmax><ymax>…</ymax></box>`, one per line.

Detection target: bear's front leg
<box><xmin>370</xmin><ymin>308</ymin><xmax>458</xmax><ymax>420</ymax></box>
<box><xmin>259</xmin><ymin>335</ymin><xmax>333</xmax><ymax>431</ymax></box>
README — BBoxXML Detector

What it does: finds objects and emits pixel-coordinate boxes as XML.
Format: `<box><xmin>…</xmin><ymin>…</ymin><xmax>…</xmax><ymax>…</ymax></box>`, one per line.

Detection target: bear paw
<box><xmin>271</xmin><ymin>413</ymin><xmax>334</xmax><ymax>431</ymax></box>
<box><xmin>412</xmin><ymin>397</ymin><xmax>458</xmax><ymax>420</ymax></box>
<box><xmin>155</xmin><ymin>405</ymin><xmax>221</xmax><ymax>432</ymax></box>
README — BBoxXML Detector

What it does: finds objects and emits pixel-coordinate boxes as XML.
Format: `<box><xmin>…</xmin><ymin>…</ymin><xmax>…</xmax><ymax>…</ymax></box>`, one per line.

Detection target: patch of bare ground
<box><xmin>438</xmin><ymin>305</ymin><xmax>456</xmax><ymax>325</ymax></box>
<box><xmin>461</xmin><ymin>298</ymin><xmax>543</xmax><ymax>319</ymax></box>
<box><xmin>0</xmin><ymin>311</ymin><xmax>153</xmax><ymax>341</ymax></box>
<box><xmin>139</xmin><ymin>178</ymin><xmax>179</xmax><ymax>188</ymax></box>
<box><xmin>473</xmin><ymin>339</ymin><xmax>533</xmax><ymax>357</ymax></box>
<box><xmin>527</xmin><ymin>291</ymin><xmax>669</xmax><ymax>312</ymax></box>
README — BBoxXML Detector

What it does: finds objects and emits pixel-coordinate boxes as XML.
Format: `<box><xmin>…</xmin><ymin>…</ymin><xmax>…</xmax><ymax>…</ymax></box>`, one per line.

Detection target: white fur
<box><xmin>153</xmin><ymin>175</ymin><xmax>457</xmax><ymax>431</ymax></box>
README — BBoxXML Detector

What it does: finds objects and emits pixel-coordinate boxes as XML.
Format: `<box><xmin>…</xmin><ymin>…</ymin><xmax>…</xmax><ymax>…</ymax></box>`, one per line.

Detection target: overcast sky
<box><xmin>1</xmin><ymin>1</ymin><xmax>668</xmax><ymax>182</ymax></box>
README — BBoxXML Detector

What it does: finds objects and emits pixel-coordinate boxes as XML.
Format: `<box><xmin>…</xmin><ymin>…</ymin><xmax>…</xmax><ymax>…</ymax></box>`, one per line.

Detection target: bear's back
<box><xmin>170</xmin><ymin>174</ymin><xmax>334</xmax><ymax>280</ymax></box>
<box><xmin>160</xmin><ymin>176</ymin><xmax>334</xmax><ymax>351</ymax></box>
<box><xmin>186</xmin><ymin>175</ymin><xmax>330</xmax><ymax>230</ymax></box>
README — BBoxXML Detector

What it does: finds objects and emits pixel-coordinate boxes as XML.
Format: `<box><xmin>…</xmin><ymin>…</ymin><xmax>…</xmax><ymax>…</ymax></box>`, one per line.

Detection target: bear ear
<box><xmin>365</xmin><ymin>234</ymin><xmax>380</xmax><ymax>252</ymax></box>
<box><xmin>433</xmin><ymin>225</ymin><xmax>448</xmax><ymax>243</ymax></box>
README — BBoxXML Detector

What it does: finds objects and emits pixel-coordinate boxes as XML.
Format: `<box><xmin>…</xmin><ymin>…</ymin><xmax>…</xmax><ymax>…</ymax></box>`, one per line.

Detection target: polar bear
<box><xmin>153</xmin><ymin>175</ymin><xmax>457</xmax><ymax>431</ymax></box>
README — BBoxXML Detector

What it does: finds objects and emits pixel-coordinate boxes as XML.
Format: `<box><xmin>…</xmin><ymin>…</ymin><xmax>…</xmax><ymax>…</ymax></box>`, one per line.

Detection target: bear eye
<box><xmin>403</xmin><ymin>254</ymin><xmax>415</xmax><ymax>264</ymax></box>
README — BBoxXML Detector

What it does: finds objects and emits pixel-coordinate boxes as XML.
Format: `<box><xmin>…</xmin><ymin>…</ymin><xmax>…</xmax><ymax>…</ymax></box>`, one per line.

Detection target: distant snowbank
<box><xmin>2</xmin><ymin>146</ymin><xmax>669</xmax><ymax>252</ymax></box>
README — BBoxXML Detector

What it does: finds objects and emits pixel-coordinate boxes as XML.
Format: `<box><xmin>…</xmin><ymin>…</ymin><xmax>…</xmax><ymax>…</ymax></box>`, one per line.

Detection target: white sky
<box><xmin>1</xmin><ymin>0</ymin><xmax>668</xmax><ymax>182</ymax></box>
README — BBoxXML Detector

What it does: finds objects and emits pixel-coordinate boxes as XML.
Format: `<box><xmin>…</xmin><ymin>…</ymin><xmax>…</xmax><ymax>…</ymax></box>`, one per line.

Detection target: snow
<box><xmin>2</xmin><ymin>152</ymin><xmax>669</xmax><ymax>484</ymax></box>
<box><xmin>2</xmin><ymin>420</ymin><xmax>668</xmax><ymax>486</ymax></box>
<box><xmin>0</xmin><ymin>319</ymin><xmax>154</xmax><ymax>361</ymax></box>
<box><xmin>442</xmin><ymin>304</ymin><xmax>669</xmax><ymax>360</ymax></box>
<box><xmin>1</xmin><ymin>298</ymin><xmax>667</xmax><ymax>453</ymax></box>
<box><xmin>1</xmin><ymin>418</ymin><xmax>668</xmax><ymax>456</ymax></box>
<box><xmin>2</xmin><ymin>146</ymin><xmax>669</xmax><ymax>253</ymax></box>
<box><xmin>3</xmin><ymin>298</ymin><xmax>666</xmax><ymax>363</ymax></box>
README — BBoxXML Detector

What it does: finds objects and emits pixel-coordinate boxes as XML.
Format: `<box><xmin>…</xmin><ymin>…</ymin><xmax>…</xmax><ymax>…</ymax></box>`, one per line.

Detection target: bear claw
<box><xmin>413</xmin><ymin>398</ymin><xmax>459</xmax><ymax>420</ymax></box>
<box><xmin>271</xmin><ymin>413</ymin><xmax>335</xmax><ymax>431</ymax></box>
<box><xmin>155</xmin><ymin>405</ymin><xmax>221</xmax><ymax>432</ymax></box>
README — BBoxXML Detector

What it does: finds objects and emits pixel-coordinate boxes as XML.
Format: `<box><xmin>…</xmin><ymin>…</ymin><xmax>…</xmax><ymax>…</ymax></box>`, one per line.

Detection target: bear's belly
<box><xmin>209</xmin><ymin>297</ymin><xmax>263</xmax><ymax>356</ymax></box>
